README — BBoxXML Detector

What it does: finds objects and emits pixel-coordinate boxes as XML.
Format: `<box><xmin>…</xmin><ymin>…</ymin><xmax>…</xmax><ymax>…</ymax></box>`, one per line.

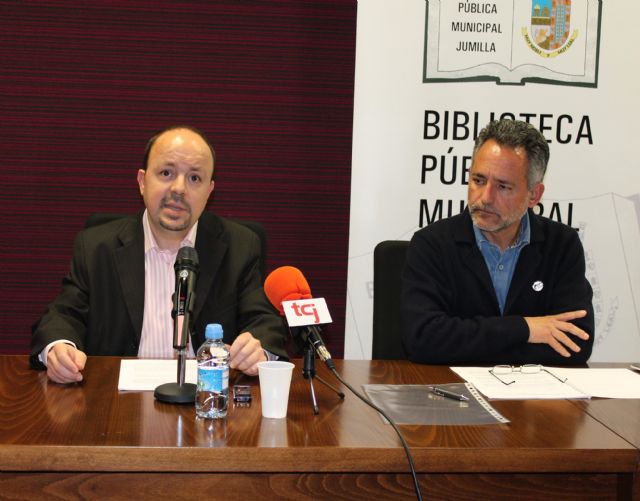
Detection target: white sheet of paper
<box><xmin>450</xmin><ymin>367</ymin><xmax>590</xmax><ymax>400</ymax></box>
<box><xmin>118</xmin><ymin>359</ymin><xmax>197</xmax><ymax>391</ymax></box>
<box><xmin>552</xmin><ymin>368</ymin><xmax>640</xmax><ymax>398</ymax></box>
<box><xmin>452</xmin><ymin>366</ymin><xmax>640</xmax><ymax>399</ymax></box>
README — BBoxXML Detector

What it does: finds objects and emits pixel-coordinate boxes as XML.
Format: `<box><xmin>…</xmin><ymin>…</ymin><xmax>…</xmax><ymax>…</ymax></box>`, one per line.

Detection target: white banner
<box><xmin>345</xmin><ymin>0</ymin><xmax>640</xmax><ymax>362</ymax></box>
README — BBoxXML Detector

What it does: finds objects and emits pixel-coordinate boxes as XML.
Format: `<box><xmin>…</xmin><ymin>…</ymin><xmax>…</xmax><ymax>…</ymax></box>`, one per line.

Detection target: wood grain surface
<box><xmin>0</xmin><ymin>356</ymin><xmax>638</xmax><ymax>499</ymax></box>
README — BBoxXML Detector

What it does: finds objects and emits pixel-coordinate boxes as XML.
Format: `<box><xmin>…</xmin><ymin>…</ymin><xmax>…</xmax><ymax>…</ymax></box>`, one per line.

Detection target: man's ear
<box><xmin>528</xmin><ymin>182</ymin><xmax>545</xmax><ymax>208</ymax></box>
<box><xmin>137</xmin><ymin>169</ymin><xmax>146</xmax><ymax>195</ymax></box>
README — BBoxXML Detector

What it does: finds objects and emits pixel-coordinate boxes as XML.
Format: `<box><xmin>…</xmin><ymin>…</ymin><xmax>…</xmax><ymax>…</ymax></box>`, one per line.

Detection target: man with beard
<box><xmin>402</xmin><ymin>119</ymin><xmax>594</xmax><ymax>365</ymax></box>
<box><xmin>31</xmin><ymin>126</ymin><xmax>287</xmax><ymax>383</ymax></box>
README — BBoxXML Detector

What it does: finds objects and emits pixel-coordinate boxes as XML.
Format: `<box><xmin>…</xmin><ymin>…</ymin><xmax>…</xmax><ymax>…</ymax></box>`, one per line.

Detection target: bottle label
<box><xmin>197</xmin><ymin>366</ymin><xmax>229</xmax><ymax>393</ymax></box>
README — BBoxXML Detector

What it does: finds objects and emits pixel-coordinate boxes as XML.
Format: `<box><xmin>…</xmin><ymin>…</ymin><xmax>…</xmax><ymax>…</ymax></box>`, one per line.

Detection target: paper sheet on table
<box><xmin>551</xmin><ymin>368</ymin><xmax>640</xmax><ymax>398</ymax></box>
<box><xmin>452</xmin><ymin>367</ymin><xmax>640</xmax><ymax>399</ymax></box>
<box><xmin>118</xmin><ymin>359</ymin><xmax>197</xmax><ymax>391</ymax></box>
<box><xmin>451</xmin><ymin>366</ymin><xmax>590</xmax><ymax>400</ymax></box>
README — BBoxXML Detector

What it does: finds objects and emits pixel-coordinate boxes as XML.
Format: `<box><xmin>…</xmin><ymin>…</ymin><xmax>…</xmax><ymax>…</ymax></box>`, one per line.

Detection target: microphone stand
<box><xmin>301</xmin><ymin>341</ymin><xmax>344</xmax><ymax>415</ymax></box>
<box><xmin>154</xmin><ymin>288</ymin><xmax>198</xmax><ymax>404</ymax></box>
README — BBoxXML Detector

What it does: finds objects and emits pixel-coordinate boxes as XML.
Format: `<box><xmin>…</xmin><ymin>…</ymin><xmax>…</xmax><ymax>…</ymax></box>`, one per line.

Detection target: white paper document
<box><xmin>451</xmin><ymin>366</ymin><xmax>589</xmax><ymax>400</ymax></box>
<box><xmin>118</xmin><ymin>359</ymin><xmax>197</xmax><ymax>391</ymax></box>
<box><xmin>552</xmin><ymin>368</ymin><xmax>640</xmax><ymax>399</ymax></box>
<box><xmin>451</xmin><ymin>367</ymin><xmax>640</xmax><ymax>400</ymax></box>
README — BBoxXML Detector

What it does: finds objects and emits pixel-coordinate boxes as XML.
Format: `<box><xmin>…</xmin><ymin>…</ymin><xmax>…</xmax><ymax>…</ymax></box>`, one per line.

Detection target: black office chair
<box><xmin>84</xmin><ymin>212</ymin><xmax>133</xmax><ymax>229</ymax></box>
<box><xmin>84</xmin><ymin>213</ymin><xmax>268</xmax><ymax>281</ymax></box>
<box><xmin>372</xmin><ymin>240</ymin><xmax>410</xmax><ymax>360</ymax></box>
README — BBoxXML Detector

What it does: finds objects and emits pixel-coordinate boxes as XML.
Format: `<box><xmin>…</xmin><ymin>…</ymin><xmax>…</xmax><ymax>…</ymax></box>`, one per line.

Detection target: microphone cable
<box><xmin>262</xmin><ymin>266</ymin><xmax>423</xmax><ymax>498</ymax></box>
<box><xmin>327</xmin><ymin>367</ymin><xmax>424</xmax><ymax>501</ymax></box>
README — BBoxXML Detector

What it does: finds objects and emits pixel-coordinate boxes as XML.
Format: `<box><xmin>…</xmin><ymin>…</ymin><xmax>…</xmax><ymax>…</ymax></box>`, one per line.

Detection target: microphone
<box><xmin>264</xmin><ymin>271</ymin><xmax>421</xmax><ymax>499</ymax></box>
<box><xmin>264</xmin><ymin>266</ymin><xmax>334</xmax><ymax>368</ymax></box>
<box><xmin>172</xmin><ymin>246</ymin><xmax>199</xmax><ymax>350</ymax></box>
<box><xmin>263</xmin><ymin>265</ymin><xmax>312</xmax><ymax>314</ymax></box>
<box><xmin>154</xmin><ymin>246</ymin><xmax>199</xmax><ymax>404</ymax></box>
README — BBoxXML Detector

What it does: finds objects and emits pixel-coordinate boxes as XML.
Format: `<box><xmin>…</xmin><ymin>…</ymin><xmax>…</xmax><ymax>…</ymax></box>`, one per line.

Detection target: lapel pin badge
<box><xmin>532</xmin><ymin>281</ymin><xmax>544</xmax><ymax>292</ymax></box>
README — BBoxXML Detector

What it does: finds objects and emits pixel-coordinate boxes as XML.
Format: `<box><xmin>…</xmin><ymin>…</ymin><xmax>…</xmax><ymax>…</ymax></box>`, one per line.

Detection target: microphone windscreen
<box><xmin>264</xmin><ymin>266</ymin><xmax>313</xmax><ymax>315</ymax></box>
<box><xmin>175</xmin><ymin>246</ymin><xmax>199</xmax><ymax>274</ymax></box>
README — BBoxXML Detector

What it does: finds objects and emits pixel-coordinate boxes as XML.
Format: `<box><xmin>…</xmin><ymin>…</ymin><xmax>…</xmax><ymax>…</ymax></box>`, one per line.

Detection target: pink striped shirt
<box><xmin>137</xmin><ymin>210</ymin><xmax>198</xmax><ymax>359</ymax></box>
<box><xmin>40</xmin><ymin>212</ymin><xmax>275</xmax><ymax>366</ymax></box>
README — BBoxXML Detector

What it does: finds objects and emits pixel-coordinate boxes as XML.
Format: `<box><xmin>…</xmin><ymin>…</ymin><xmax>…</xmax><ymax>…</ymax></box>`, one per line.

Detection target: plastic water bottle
<box><xmin>196</xmin><ymin>323</ymin><xmax>229</xmax><ymax>419</ymax></box>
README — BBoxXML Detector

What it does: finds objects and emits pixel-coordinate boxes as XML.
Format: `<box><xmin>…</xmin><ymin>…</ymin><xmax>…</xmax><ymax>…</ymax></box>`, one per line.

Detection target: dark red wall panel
<box><xmin>0</xmin><ymin>1</ymin><xmax>356</xmax><ymax>357</ymax></box>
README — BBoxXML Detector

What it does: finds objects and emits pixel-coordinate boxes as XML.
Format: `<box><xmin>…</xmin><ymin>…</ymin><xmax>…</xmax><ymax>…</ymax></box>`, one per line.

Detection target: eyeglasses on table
<box><xmin>488</xmin><ymin>364</ymin><xmax>568</xmax><ymax>385</ymax></box>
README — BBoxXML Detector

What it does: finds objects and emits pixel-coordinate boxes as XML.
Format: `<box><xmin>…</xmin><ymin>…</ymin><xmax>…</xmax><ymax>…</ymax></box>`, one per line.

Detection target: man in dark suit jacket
<box><xmin>32</xmin><ymin>125</ymin><xmax>287</xmax><ymax>383</ymax></box>
<box><xmin>402</xmin><ymin>119</ymin><xmax>594</xmax><ymax>365</ymax></box>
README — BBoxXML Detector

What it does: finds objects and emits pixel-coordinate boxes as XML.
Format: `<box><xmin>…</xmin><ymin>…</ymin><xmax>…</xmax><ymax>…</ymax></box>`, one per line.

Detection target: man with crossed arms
<box><xmin>402</xmin><ymin>119</ymin><xmax>594</xmax><ymax>365</ymax></box>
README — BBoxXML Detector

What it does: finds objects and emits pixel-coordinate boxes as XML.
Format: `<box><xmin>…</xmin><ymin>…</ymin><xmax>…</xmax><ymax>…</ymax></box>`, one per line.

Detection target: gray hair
<box><xmin>473</xmin><ymin>119</ymin><xmax>549</xmax><ymax>189</ymax></box>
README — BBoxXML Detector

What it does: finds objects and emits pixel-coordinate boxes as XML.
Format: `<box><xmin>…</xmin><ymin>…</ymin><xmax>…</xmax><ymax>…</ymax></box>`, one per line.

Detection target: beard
<box><xmin>469</xmin><ymin>201</ymin><xmax>526</xmax><ymax>234</ymax></box>
<box><xmin>158</xmin><ymin>194</ymin><xmax>192</xmax><ymax>232</ymax></box>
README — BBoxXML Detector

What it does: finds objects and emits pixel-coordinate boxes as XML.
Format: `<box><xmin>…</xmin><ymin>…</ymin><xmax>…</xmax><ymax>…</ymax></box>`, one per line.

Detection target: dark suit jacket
<box><xmin>401</xmin><ymin>209</ymin><xmax>594</xmax><ymax>365</ymax></box>
<box><xmin>31</xmin><ymin>211</ymin><xmax>288</xmax><ymax>368</ymax></box>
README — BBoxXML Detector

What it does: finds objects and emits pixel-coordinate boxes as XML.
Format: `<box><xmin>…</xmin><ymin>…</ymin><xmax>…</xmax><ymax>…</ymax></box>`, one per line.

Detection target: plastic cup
<box><xmin>257</xmin><ymin>361</ymin><xmax>295</xmax><ymax>418</ymax></box>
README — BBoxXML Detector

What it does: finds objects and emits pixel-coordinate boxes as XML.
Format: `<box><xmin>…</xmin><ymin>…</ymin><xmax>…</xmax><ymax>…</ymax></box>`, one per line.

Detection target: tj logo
<box><xmin>290</xmin><ymin>302</ymin><xmax>320</xmax><ymax>324</ymax></box>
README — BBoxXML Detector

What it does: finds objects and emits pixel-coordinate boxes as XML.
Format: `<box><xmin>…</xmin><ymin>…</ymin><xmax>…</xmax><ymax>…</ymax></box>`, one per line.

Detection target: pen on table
<box><xmin>429</xmin><ymin>386</ymin><xmax>469</xmax><ymax>402</ymax></box>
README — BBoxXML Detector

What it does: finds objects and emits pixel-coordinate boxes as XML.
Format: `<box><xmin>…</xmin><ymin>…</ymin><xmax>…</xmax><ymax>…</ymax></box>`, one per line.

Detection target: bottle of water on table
<box><xmin>196</xmin><ymin>323</ymin><xmax>229</xmax><ymax>418</ymax></box>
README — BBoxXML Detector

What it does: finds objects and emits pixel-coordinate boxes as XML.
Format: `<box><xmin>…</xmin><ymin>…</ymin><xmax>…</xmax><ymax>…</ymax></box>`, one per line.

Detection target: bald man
<box><xmin>31</xmin><ymin>126</ymin><xmax>287</xmax><ymax>383</ymax></box>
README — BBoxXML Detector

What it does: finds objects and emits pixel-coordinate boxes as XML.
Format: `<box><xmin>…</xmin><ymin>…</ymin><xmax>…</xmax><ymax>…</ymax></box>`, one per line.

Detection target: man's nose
<box><xmin>480</xmin><ymin>182</ymin><xmax>495</xmax><ymax>204</ymax></box>
<box><xmin>170</xmin><ymin>174</ymin><xmax>186</xmax><ymax>194</ymax></box>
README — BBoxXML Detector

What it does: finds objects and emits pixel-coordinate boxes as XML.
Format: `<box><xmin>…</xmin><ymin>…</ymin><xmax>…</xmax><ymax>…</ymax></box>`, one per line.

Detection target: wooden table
<box><xmin>0</xmin><ymin>355</ymin><xmax>638</xmax><ymax>500</ymax></box>
<box><xmin>573</xmin><ymin>392</ymin><xmax>640</xmax><ymax>500</ymax></box>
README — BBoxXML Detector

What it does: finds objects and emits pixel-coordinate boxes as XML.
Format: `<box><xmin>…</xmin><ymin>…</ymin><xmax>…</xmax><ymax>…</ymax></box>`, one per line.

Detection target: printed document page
<box><xmin>451</xmin><ymin>366</ymin><xmax>589</xmax><ymax>400</ymax></box>
<box><xmin>551</xmin><ymin>368</ymin><xmax>640</xmax><ymax>398</ymax></box>
<box><xmin>118</xmin><ymin>359</ymin><xmax>197</xmax><ymax>391</ymax></box>
<box><xmin>452</xmin><ymin>367</ymin><xmax>640</xmax><ymax>399</ymax></box>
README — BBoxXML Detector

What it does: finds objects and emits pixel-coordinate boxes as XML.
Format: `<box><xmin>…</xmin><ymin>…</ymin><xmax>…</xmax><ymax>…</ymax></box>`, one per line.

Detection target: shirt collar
<box><xmin>142</xmin><ymin>209</ymin><xmax>198</xmax><ymax>254</ymax></box>
<box><xmin>473</xmin><ymin>211</ymin><xmax>531</xmax><ymax>250</ymax></box>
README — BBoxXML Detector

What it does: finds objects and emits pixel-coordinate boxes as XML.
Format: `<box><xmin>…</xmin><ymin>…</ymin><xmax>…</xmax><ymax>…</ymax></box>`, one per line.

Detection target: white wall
<box><xmin>345</xmin><ymin>0</ymin><xmax>640</xmax><ymax>362</ymax></box>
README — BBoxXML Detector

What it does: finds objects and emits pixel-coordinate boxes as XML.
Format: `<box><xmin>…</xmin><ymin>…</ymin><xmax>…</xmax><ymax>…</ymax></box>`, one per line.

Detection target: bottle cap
<box><xmin>205</xmin><ymin>323</ymin><xmax>223</xmax><ymax>340</ymax></box>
